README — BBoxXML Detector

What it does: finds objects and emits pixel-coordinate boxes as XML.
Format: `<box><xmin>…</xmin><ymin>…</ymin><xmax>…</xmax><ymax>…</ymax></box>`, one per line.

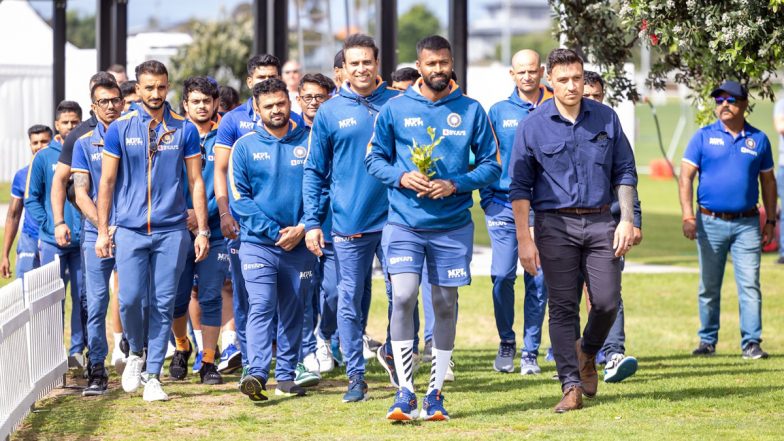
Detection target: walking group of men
<box><xmin>2</xmin><ymin>31</ymin><xmax>775</xmax><ymax>418</ymax></box>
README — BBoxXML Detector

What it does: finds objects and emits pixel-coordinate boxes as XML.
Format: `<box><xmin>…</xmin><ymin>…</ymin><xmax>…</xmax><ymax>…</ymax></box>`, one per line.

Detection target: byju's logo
<box><xmin>243</xmin><ymin>263</ymin><xmax>265</xmax><ymax>271</ymax></box>
<box><xmin>390</xmin><ymin>256</ymin><xmax>414</xmax><ymax>265</ymax></box>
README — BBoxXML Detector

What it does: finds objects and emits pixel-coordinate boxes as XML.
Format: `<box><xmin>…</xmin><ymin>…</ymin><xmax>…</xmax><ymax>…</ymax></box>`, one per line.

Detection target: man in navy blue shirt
<box><xmin>679</xmin><ymin>80</ymin><xmax>776</xmax><ymax>361</ymax></box>
<box><xmin>509</xmin><ymin>48</ymin><xmax>637</xmax><ymax>413</ymax></box>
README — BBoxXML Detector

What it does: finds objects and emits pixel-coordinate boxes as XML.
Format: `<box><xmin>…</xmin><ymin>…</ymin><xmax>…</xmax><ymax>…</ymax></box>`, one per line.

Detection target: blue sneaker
<box><xmin>386</xmin><ymin>387</ymin><xmax>418</xmax><ymax>421</ymax></box>
<box><xmin>331</xmin><ymin>339</ymin><xmax>344</xmax><ymax>367</ymax></box>
<box><xmin>342</xmin><ymin>375</ymin><xmax>368</xmax><ymax>403</ymax></box>
<box><xmin>603</xmin><ymin>354</ymin><xmax>638</xmax><ymax>383</ymax></box>
<box><xmin>192</xmin><ymin>351</ymin><xmax>204</xmax><ymax>373</ymax></box>
<box><xmin>596</xmin><ymin>349</ymin><xmax>607</xmax><ymax>365</ymax></box>
<box><xmin>421</xmin><ymin>389</ymin><xmax>449</xmax><ymax>421</ymax></box>
<box><xmin>545</xmin><ymin>347</ymin><xmax>554</xmax><ymax>362</ymax></box>
<box><xmin>218</xmin><ymin>343</ymin><xmax>242</xmax><ymax>374</ymax></box>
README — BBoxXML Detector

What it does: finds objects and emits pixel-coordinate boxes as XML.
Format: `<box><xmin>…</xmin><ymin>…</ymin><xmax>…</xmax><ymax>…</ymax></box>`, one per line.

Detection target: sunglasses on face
<box><xmin>148</xmin><ymin>127</ymin><xmax>159</xmax><ymax>157</ymax></box>
<box><xmin>714</xmin><ymin>96</ymin><xmax>737</xmax><ymax>105</ymax></box>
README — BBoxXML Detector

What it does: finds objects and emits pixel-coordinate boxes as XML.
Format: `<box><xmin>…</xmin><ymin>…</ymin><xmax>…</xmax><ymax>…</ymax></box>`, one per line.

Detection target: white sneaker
<box><xmin>143</xmin><ymin>378</ymin><xmax>169</xmax><ymax>402</ymax></box>
<box><xmin>445</xmin><ymin>360</ymin><xmax>455</xmax><ymax>382</ymax></box>
<box><xmin>111</xmin><ymin>349</ymin><xmax>127</xmax><ymax>375</ymax></box>
<box><xmin>165</xmin><ymin>341</ymin><xmax>176</xmax><ymax>359</ymax></box>
<box><xmin>303</xmin><ymin>352</ymin><xmax>321</xmax><ymax>375</ymax></box>
<box><xmin>122</xmin><ymin>355</ymin><xmax>144</xmax><ymax>393</ymax></box>
<box><xmin>316</xmin><ymin>336</ymin><xmax>334</xmax><ymax>373</ymax></box>
<box><xmin>362</xmin><ymin>334</ymin><xmax>375</xmax><ymax>361</ymax></box>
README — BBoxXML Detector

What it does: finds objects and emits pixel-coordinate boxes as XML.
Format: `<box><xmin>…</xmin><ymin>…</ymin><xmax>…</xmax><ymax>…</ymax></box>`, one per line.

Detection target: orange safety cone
<box><xmin>649</xmin><ymin>158</ymin><xmax>674</xmax><ymax>180</ymax></box>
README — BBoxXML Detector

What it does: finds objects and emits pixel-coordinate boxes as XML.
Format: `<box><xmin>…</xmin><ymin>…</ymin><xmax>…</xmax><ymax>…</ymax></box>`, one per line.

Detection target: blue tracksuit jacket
<box><xmin>302</xmin><ymin>81</ymin><xmax>400</xmax><ymax>236</ymax></box>
<box><xmin>71</xmin><ymin>123</ymin><xmax>116</xmax><ymax>239</ymax></box>
<box><xmin>24</xmin><ymin>142</ymin><xmax>82</xmax><ymax>247</ymax></box>
<box><xmin>216</xmin><ymin>97</ymin><xmax>304</xmax><ymax>150</ymax></box>
<box><xmin>365</xmin><ymin>79</ymin><xmax>502</xmax><ymax>231</ymax></box>
<box><xmin>103</xmin><ymin>102</ymin><xmax>201</xmax><ymax>234</ymax></box>
<box><xmin>229</xmin><ymin>121</ymin><xmax>311</xmax><ymax>246</ymax></box>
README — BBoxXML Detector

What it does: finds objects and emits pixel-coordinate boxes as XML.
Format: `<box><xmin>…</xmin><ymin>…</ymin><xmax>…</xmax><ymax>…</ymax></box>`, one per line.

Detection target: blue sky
<box><xmin>30</xmin><ymin>0</ymin><xmax>491</xmax><ymax>34</ymax></box>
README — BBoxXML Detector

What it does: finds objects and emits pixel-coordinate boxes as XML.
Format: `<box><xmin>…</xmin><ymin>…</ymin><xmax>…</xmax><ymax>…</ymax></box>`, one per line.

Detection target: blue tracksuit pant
<box><xmin>316</xmin><ymin>244</ymin><xmax>339</xmax><ymax>341</ymax></box>
<box><xmin>82</xmin><ymin>238</ymin><xmax>115</xmax><ymax>365</ymax></box>
<box><xmin>227</xmin><ymin>238</ymin><xmax>250</xmax><ymax>366</ymax></box>
<box><xmin>16</xmin><ymin>232</ymin><xmax>40</xmax><ymax>279</ymax></box>
<box><xmin>240</xmin><ymin>242</ymin><xmax>315</xmax><ymax>381</ymax></box>
<box><xmin>115</xmin><ymin>227</ymin><xmax>189</xmax><ymax>376</ymax></box>
<box><xmin>40</xmin><ymin>241</ymin><xmax>86</xmax><ymax>356</ymax></box>
<box><xmin>174</xmin><ymin>238</ymin><xmax>229</xmax><ymax>327</ymax></box>
<box><xmin>486</xmin><ymin>202</ymin><xmax>548</xmax><ymax>356</ymax></box>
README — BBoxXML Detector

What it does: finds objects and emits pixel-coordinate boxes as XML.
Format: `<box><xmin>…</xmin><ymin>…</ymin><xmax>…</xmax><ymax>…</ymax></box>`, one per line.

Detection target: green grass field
<box><xmin>10</xmin><ymin>172</ymin><xmax>784</xmax><ymax>440</ymax></box>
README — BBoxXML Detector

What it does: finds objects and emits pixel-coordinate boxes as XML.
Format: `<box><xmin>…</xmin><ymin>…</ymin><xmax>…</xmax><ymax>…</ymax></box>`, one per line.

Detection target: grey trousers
<box><xmin>534</xmin><ymin>210</ymin><xmax>621</xmax><ymax>390</ymax></box>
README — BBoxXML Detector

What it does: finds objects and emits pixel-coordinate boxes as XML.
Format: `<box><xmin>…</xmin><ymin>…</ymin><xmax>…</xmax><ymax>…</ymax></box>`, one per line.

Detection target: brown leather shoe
<box><xmin>576</xmin><ymin>338</ymin><xmax>598</xmax><ymax>398</ymax></box>
<box><xmin>554</xmin><ymin>384</ymin><xmax>583</xmax><ymax>413</ymax></box>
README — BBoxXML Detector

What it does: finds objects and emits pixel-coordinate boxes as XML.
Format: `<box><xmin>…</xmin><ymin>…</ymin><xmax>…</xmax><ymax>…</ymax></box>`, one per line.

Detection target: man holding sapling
<box><xmin>365</xmin><ymin>35</ymin><xmax>500</xmax><ymax>422</ymax></box>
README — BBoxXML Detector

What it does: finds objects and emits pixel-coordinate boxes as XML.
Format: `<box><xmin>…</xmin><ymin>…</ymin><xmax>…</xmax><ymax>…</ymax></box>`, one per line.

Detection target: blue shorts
<box><xmin>381</xmin><ymin>222</ymin><xmax>473</xmax><ymax>287</ymax></box>
<box><xmin>15</xmin><ymin>232</ymin><xmax>40</xmax><ymax>279</ymax></box>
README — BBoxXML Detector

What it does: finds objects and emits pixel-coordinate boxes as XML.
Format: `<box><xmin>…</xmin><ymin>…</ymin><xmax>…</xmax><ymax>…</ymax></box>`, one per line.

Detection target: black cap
<box><xmin>710</xmin><ymin>80</ymin><xmax>748</xmax><ymax>100</ymax></box>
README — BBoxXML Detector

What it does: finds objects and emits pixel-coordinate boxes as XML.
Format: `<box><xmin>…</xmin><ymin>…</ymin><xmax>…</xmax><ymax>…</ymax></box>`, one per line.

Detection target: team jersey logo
<box><xmin>253</xmin><ymin>152</ymin><xmax>271</xmax><ymax>161</ymax></box>
<box><xmin>243</xmin><ymin>262</ymin><xmax>265</xmax><ymax>270</ymax></box>
<box><xmin>708</xmin><ymin>137</ymin><xmax>724</xmax><ymax>146</ymax></box>
<box><xmin>299</xmin><ymin>271</ymin><xmax>314</xmax><ymax>280</ymax></box>
<box><xmin>90</xmin><ymin>152</ymin><xmax>102</xmax><ymax>161</ymax></box>
<box><xmin>404</xmin><ymin>117</ymin><xmax>424</xmax><ymax>128</ymax></box>
<box><xmin>126</xmin><ymin>137</ymin><xmax>144</xmax><ymax>146</ymax></box>
<box><xmin>487</xmin><ymin>219</ymin><xmax>507</xmax><ymax>228</ymax></box>
<box><xmin>446</xmin><ymin>113</ymin><xmax>462</xmax><ymax>128</ymax></box>
<box><xmin>161</xmin><ymin>133</ymin><xmax>174</xmax><ymax>145</ymax></box>
<box><xmin>447</xmin><ymin>268</ymin><xmax>468</xmax><ymax>279</ymax></box>
<box><xmin>239</xmin><ymin>121</ymin><xmax>255</xmax><ymax>130</ymax></box>
<box><xmin>217</xmin><ymin>253</ymin><xmax>230</xmax><ymax>262</ymax></box>
<box><xmin>502</xmin><ymin>119</ymin><xmax>518</xmax><ymax>128</ymax></box>
<box><xmin>390</xmin><ymin>256</ymin><xmax>414</xmax><ymax>265</ymax></box>
<box><xmin>338</xmin><ymin>117</ymin><xmax>357</xmax><ymax>129</ymax></box>
<box><xmin>293</xmin><ymin>146</ymin><xmax>307</xmax><ymax>158</ymax></box>
<box><xmin>745</xmin><ymin>138</ymin><xmax>756</xmax><ymax>149</ymax></box>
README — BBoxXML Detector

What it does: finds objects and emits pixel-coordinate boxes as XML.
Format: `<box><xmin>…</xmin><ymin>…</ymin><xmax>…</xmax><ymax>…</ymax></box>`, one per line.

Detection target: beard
<box><xmin>143</xmin><ymin>98</ymin><xmax>164</xmax><ymax>111</ymax></box>
<box><xmin>264</xmin><ymin>113</ymin><xmax>289</xmax><ymax>129</ymax></box>
<box><xmin>423</xmin><ymin>73</ymin><xmax>450</xmax><ymax>92</ymax></box>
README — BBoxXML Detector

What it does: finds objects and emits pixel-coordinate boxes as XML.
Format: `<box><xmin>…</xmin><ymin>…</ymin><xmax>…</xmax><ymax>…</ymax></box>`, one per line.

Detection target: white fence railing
<box><xmin>0</xmin><ymin>256</ymin><xmax>67</xmax><ymax>440</ymax></box>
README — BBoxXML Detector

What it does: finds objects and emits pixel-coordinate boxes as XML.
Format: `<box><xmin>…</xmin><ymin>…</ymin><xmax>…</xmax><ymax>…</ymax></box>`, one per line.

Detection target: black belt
<box><xmin>547</xmin><ymin>205</ymin><xmax>610</xmax><ymax>215</ymax></box>
<box><xmin>699</xmin><ymin>206</ymin><xmax>758</xmax><ymax>220</ymax></box>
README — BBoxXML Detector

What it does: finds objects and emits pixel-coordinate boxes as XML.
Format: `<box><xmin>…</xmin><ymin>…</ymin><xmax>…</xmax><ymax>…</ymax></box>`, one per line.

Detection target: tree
<box><xmin>397</xmin><ymin>4</ymin><xmax>442</xmax><ymax>63</ymax></box>
<box><xmin>550</xmin><ymin>0</ymin><xmax>784</xmax><ymax>123</ymax></box>
<box><xmin>66</xmin><ymin>11</ymin><xmax>95</xmax><ymax>49</ymax></box>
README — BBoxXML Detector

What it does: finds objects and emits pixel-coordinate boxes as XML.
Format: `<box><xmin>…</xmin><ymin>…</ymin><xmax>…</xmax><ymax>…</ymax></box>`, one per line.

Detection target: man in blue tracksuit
<box><xmin>169</xmin><ymin>76</ymin><xmax>229</xmax><ymax>386</ymax></box>
<box><xmin>366</xmin><ymin>36</ymin><xmax>501</xmax><ymax>421</ymax></box>
<box><xmin>71</xmin><ymin>75</ymin><xmax>124</xmax><ymax>396</ymax></box>
<box><xmin>484</xmin><ymin>49</ymin><xmax>553</xmax><ymax>375</ymax></box>
<box><xmin>302</xmin><ymin>34</ymin><xmax>400</xmax><ymax>403</ymax></box>
<box><xmin>95</xmin><ymin>60</ymin><xmax>210</xmax><ymax>402</ymax></box>
<box><xmin>230</xmin><ymin>78</ymin><xmax>315</xmax><ymax>401</ymax></box>
<box><xmin>24</xmin><ymin>110</ymin><xmax>86</xmax><ymax>366</ymax></box>
<box><xmin>213</xmin><ymin>54</ymin><xmax>303</xmax><ymax>375</ymax></box>
<box><xmin>1</xmin><ymin>125</ymin><xmax>50</xmax><ymax>280</ymax></box>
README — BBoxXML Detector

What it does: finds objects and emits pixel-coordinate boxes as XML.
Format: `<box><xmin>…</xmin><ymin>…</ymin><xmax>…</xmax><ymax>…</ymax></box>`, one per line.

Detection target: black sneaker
<box><xmin>240</xmin><ymin>374</ymin><xmax>268</xmax><ymax>402</ymax></box>
<box><xmin>199</xmin><ymin>362</ymin><xmax>224</xmax><ymax>385</ymax></box>
<box><xmin>275</xmin><ymin>380</ymin><xmax>307</xmax><ymax>397</ymax></box>
<box><xmin>168</xmin><ymin>340</ymin><xmax>192</xmax><ymax>380</ymax></box>
<box><xmin>82</xmin><ymin>364</ymin><xmax>109</xmax><ymax>396</ymax></box>
<box><xmin>742</xmin><ymin>342</ymin><xmax>769</xmax><ymax>359</ymax></box>
<box><xmin>692</xmin><ymin>342</ymin><xmax>716</xmax><ymax>356</ymax></box>
<box><xmin>376</xmin><ymin>345</ymin><xmax>398</xmax><ymax>388</ymax></box>
<box><xmin>119</xmin><ymin>335</ymin><xmax>130</xmax><ymax>358</ymax></box>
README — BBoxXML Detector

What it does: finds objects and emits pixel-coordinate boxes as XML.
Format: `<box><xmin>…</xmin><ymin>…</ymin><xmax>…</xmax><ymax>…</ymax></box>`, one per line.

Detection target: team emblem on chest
<box><xmin>446</xmin><ymin>113</ymin><xmax>462</xmax><ymax>128</ymax></box>
<box><xmin>745</xmin><ymin>138</ymin><xmax>756</xmax><ymax>149</ymax></box>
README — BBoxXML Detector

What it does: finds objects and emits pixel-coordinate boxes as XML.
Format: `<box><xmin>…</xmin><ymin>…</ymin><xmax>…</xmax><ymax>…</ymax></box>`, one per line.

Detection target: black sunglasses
<box><xmin>148</xmin><ymin>127</ymin><xmax>158</xmax><ymax>157</ymax></box>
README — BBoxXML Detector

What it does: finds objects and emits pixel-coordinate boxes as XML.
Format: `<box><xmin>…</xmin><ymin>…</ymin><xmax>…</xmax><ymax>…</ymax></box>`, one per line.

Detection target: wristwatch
<box><xmin>766</xmin><ymin>219</ymin><xmax>777</xmax><ymax>226</ymax></box>
<box><xmin>197</xmin><ymin>230</ymin><xmax>211</xmax><ymax>239</ymax></box>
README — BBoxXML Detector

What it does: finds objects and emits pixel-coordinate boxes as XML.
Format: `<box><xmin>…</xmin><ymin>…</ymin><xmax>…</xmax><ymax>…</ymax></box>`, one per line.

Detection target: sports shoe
<box><xmin>240</xmin><ymin>374</ymin><xmax>268</xmax><ymax>402</ymax></box>
<box><xmin>331</xmin><ymin>339</ymin><xmax>344</xmax><ymax>367</ymax></box>
<box><xmin>421</xmin><ymin>389</ymin><xmax>449</xmax><ymax>421</ymax></box>
<box><xmin>119</xmin><ymin>335</ymin><xmax>130</xmax><ymax>357</ymax></box>
<box><xmin>303</xmin><ymin>352</ymin><xmax>320</xmax><ymax>374</ymax></box>
<box><xmin>276</xmin><ymin>380</ymin><xmax>307</xmax><ymax>397</ymax></box>
<box><xmin>376</xmin><ymin>345</ymin><xmax>398</xmax><ymax>388</ymax></box>
<box><xmin>218</xmin><ymin>343</ymin><xmax>242</xmax><ymax>374</ymax></box>
<box><xmin>122</xmin><ymin>354</ymin><xmax>144</xmax><ymax>393</ymax></box>
<box><xmin>111</xmin><ymin>349</ymin><xmax>127</xmax><ymax>375</ymax></box>
<box><xmin>545</xmin><ymin>347</ymin><xmax>554</xmax><ymax>362</ymax></box>
<box><xmin>82</xmin><ymin>364</ymin><xmax>109</xmax><ymax>397</ymax></box>
<box><xmin>168</xmin><ymin>340</ymin><xmax>192</xmax><ymax>380</ymax></box>
<box><xmin>386</xmin><ymin>387</ymin><xmax>418</xmax><ymax>421</ymax></box>
<box><xmin>294</xmin><ymin>363</ymin><xmax>320</xmax><ymax>387</ymax></box>
<box><xmin>742</xmin><ymin>342</ymin><xmax>769</xmax><ymax>360</ymax></box>
<box><xmin>520</xmin><ymin>352</ymin><xmax>541</xmax><ymax>375</ymax></box>
<box><xmin>493</xmin><ymin>341</ymin><xmax>516</xmax><ymax>373</ymax></box>
<box><xmin>237</xmin><ymin>366</ymin><xmax>250</xmax><ymax>389</ymax></box>
<box><xmin>422</xmin><ymin>340</ymin><xmax>433</xmax><ymax>363</ymax></box>
<box><xmin>199</xmin><ymin>362</ymin><xmax>223</xmax><ymax>385</ymax></box>
<box><xmin>140</xmin><ymin>371</ymin><xmax>149</xmax><ymax>385</ymax></box>
<box><xmin>143</xmin><ymin>377</ymin><xmax>169</xmax><ymax>402</ymax></box>
<box><xmin>445</xmin><ymin>360</ymin><xmax>455</xmax><ymax>382</ymax></box>
<box><xmin>603</xmin><ymin>353</ymin><xmax>638</xmax><ymax>383</ymax></box>
<box><xmin>596</xmin><ymin>349</ymin><xmax>607</xmax><ymax>365</ymax></box>
<box><xmin>362</xmin><ymin>335</ymin><xmax>376</xmax><ymax>360</ymax></box>
<box><xmin>342</xmin><ymin>375</ymin><xmax>368</xmax><ymax>402</ymax></box>
<box><xmin>192</xmin><ymin>351</ymin><xmax>204</xmax><ymax>373</ymax></box>
<box><xmin>316</xmin><ymin>336</ymin><xmax>334</xmax><ymax>373</ymax></box>
<box><xmin>68</xmin><ymin>352</ymin><xmax>86</xmax><ymax>369</ymax></box>
<box><xmin>692</xmin><ymin>341</ymin><xmax>715</xmax><ymax>356</ymax></box>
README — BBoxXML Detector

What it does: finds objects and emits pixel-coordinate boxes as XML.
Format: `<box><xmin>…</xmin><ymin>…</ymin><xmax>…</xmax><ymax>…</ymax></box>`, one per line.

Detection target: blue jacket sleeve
<box><xmin>508</xmin><ymin>120</ymin><xmax>536</xmax><ymax>202</ymax></box>
<box><xmin>365</xmin><ymin>105</ymin><xmax>406</xmax><ymax>188</ymax></box>
<box><xmin>103</xmin><ymin>123</ymin><xmax>122</xmax><ymax>158</ymax></box>
<box><xmin>610</xmin><ymin>112</ymin><xmax>638</xmax><ymax>187</ymax></box>
<box><xmin>452</xmin><ymin>107</ymin><xmax>501</xmax><ymax>192</ymax></box>
<box><xmin>215</xmin><ymin>112</ymin><xmax>237</xmax><ymax>149</ymax></box>
<box><xmin>302</xmin><ymin>112</ymin><xmax>332</xmax><ymax>231</ymax></box>
<box><xmin>229</xmin><ymin>142</ymin><xmax>282</xmax><ymax>242</ymax></box>
<box><xmin>24</xmin><ymin>153</ymin><xmax>48</xmax><ymax>228</ymax></box>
